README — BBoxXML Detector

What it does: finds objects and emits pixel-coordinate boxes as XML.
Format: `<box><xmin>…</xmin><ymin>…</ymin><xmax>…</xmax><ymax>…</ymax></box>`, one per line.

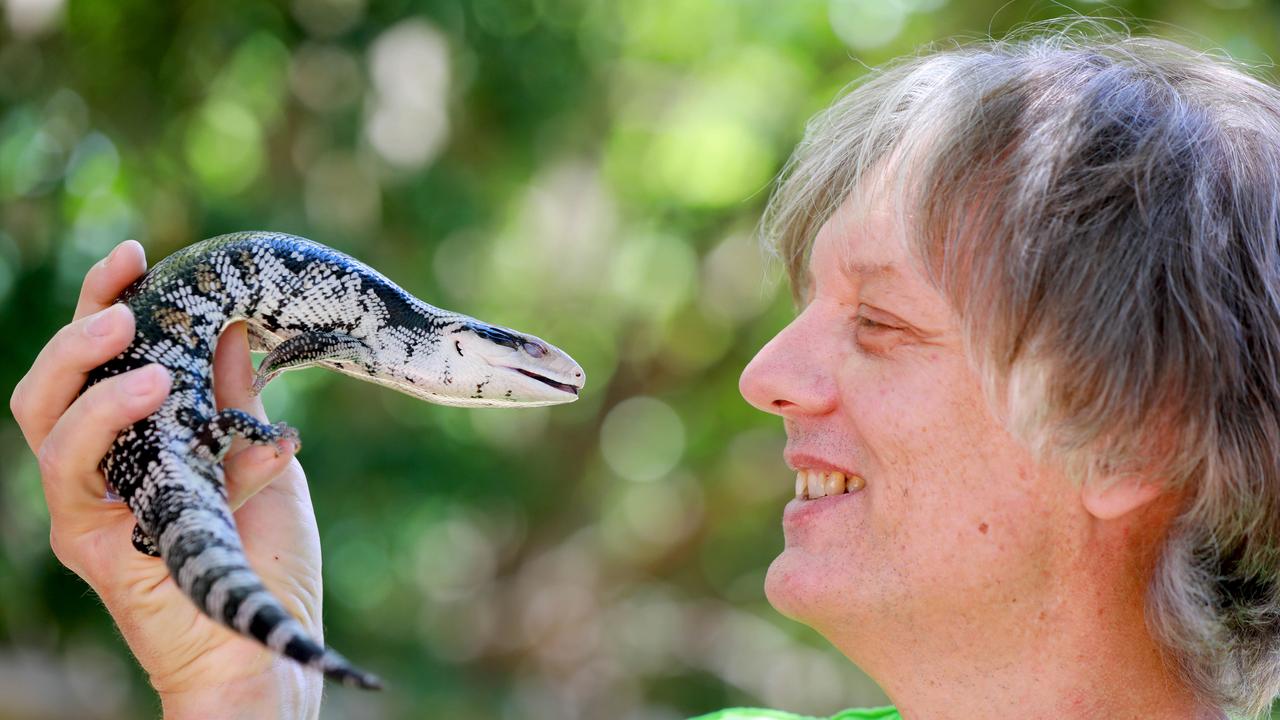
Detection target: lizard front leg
<box><xmin>250</xmin><ymin>331</ymin><xmax>373</xmax><ymax>395</ymax></box>
<box><xmin>192</xmin><ymin>408</ymin><xmax>300</xmax><ymax>462</ymax></box>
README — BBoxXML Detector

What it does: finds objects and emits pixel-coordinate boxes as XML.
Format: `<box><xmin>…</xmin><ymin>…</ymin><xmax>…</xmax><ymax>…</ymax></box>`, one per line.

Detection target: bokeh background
<box><xmin>1</xmin><ymin>1</ymin><xmax>1276</xmax><ymax>718</ymax></box>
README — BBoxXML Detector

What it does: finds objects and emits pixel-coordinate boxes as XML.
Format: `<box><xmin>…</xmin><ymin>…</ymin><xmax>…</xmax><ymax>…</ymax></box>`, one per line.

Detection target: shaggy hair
<box><xmin>763</xmin><ymin>17</ymin><xmax>1280</xmax><ymax>718</ymax></box>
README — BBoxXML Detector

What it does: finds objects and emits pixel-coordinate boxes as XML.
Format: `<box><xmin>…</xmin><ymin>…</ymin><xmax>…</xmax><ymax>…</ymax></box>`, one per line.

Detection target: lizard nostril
<box><xmin>522</xmin><ymin>341</ymin><xmax>547</xmax><ymax>358</ymax></box>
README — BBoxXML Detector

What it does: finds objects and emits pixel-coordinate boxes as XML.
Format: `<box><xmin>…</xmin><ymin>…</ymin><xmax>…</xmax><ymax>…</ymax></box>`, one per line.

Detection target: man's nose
<box><xmin>739</xmin><ymin>305</ymin><xmax>838</xmax><ymax>418</ymax></box>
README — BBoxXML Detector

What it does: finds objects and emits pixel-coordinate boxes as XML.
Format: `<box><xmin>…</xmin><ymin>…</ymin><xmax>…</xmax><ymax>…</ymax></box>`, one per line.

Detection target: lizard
<box><xmin>83</xmin><ymin>231</ymin><xmax>585</xmax><ymax>689</ymax></box>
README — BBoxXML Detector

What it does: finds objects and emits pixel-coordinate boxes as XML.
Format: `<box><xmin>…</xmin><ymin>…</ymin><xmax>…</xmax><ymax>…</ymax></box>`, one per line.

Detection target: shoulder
<box><xmin>832</xmin><ymin>708</ymin><xmax>900</xmax><ymax>720</ymax></box>
<box><xmin>687</xmin><ymin>707</ymin><xmax>899</xmax><ymax>720</ymax></box>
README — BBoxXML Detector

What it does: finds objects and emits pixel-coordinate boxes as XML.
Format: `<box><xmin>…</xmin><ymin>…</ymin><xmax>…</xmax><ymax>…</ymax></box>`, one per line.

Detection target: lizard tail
<box><xmin>150</xmin><ymin>473</ymin><xmax>383</xmax><ymax>690</ymax></box>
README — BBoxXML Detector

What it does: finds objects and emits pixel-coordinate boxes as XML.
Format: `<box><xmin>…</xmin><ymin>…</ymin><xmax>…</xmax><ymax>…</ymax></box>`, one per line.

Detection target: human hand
<box><xmin>9</xmin><ymin>240</ymin><xmax>324</xmax><ymax>718</ymax></box>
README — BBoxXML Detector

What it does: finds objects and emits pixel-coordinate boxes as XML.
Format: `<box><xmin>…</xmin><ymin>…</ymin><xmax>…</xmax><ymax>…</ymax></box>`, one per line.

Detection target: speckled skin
<box><xmin>83</xmin><ymin>232</ymin><xmax>584</xmax><ymax>688</ymax></box>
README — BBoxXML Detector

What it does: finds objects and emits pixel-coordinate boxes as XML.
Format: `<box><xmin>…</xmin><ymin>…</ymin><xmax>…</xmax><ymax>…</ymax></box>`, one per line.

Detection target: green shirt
<box><xmin>689</xmin><ymin>706</ymin><xmax>900</xmax><ymax>720</ymax></box>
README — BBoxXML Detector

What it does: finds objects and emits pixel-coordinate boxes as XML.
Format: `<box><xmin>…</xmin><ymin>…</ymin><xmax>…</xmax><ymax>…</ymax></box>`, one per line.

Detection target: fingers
<box><xmin>213</xmin><ymin>322</ymin><xmax>267</xmax><ymax>421</ymax></box>
<box><xmin>223</xmin><ymin>441</ymin><xmax>300</xmax><ymax>511</ymax></box>
<box><xmin>213</xmin><ymin>321</ymin><xmax>296</xmax><ymax>509</ymax></box>
<box><xmin>11</xmin><ymin>239</ymin><xmax>148</xmax><ymax>451</ymax></box>
<box><xmin>74</xmin><ymin>240</ymin><xmax>147</xmax><ymax>321</ymax></box>
<box><xmin>37</xmin><ymin>364</ymin><xmax>171</xmax><ymax>515</ymax></box>
<box><xmin>11</xmin><ymin>304</ymin><xmax>139</xmax><ymax>451</ymax></box>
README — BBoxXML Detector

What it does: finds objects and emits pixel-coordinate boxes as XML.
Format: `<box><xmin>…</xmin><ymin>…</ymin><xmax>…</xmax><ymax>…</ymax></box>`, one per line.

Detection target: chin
<box><xmin>764</xmin><ymin>548</ymin><xmax>833</xmax><ymax>624</ymax></box>
<box><xmin>765</xmin><ymin>544</ymin><xmax>885</xmax><ymax>634</ymax></box>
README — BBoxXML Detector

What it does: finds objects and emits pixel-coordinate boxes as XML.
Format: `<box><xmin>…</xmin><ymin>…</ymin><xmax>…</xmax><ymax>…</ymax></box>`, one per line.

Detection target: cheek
<box><xmin>850</xmin><ymin>355</ymin><xmax>1062</xmax><ymax>592</ymax></box>
<box><xmin>846</xmin><ymin>351</ymin><xmax>988</xmax><ymax>489</ymax></box>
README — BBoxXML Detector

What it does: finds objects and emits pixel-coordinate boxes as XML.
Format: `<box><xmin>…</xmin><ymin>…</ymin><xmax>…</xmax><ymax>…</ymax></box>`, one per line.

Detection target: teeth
<box><xmin>807</xmin><ymin>470</ymin><xmax>826</xmax><ymax>499</ymax></box>
<box><xmin>793</xmin><ymin>470</ymin><xmax>866</xmax><ymax>500</ymax></box>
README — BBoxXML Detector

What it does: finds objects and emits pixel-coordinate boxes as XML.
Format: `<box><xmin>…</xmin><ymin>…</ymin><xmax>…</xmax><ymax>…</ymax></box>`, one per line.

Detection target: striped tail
<box><xmin>148</xmin><ymin>469</ymin><xmax>382</xmax><ymax>689</ymax></box>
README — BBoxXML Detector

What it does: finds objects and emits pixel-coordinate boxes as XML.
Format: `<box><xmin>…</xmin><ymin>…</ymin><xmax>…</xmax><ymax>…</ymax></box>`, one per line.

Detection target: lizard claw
<box><xmin>271</xmin><ymin>422</ymin><xmax>301</xmax><ymax>455</ymax></box>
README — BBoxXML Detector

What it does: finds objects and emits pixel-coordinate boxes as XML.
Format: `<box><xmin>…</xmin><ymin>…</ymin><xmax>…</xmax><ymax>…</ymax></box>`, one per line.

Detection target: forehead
<box><xmin>807</xmin><ymin>178</ymin><xmax>954</xmax><ymax>323</ymax></box>
<box><xmin>817</xmin><ymin>194</ymin><xmax>901</xmax><ymax>268</ymax></box>
<box><xmin>811</xmin><ymin>177</ymin><xmax>915</xmax><ymax>287</ymax></box>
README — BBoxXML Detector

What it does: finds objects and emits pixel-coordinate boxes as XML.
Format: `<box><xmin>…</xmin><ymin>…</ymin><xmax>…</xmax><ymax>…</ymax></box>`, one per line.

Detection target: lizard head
<box><xmin>420</xmin><ymin>319</ymin><xmax>585</xmax><ymax>408</ymax></box>
<box><xmin>281</xmin><ymin>312</ymin><xmax>585</xmax><ymax>409</ymax></box>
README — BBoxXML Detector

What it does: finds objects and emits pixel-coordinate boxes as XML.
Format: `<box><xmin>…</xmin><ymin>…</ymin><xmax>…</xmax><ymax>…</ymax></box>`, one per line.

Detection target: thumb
<box><xmin>212</xmin><ymin>322</ymin><xmax>267</xmax><ymax>421</ymax></box>
<box><xmin>223</xmin><ymin>439</ymin><xmax>301</xmax><ymax>511</ymax></box>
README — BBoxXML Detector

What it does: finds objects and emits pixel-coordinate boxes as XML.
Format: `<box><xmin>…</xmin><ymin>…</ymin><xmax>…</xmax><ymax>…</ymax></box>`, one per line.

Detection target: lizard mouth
<box><xmin>511</xmin><ymin>367</ymin><xmax>580</xmax><ymax>396</ymax></box>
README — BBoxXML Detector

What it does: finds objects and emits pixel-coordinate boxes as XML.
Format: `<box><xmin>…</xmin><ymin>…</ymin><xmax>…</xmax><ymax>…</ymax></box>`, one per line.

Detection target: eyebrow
<box><xmin>841</xmin><ymin>260</ymin><xmax>901</xmax><ymax>281</ymax></box>
<box><xmin>800</xmin><ymin>260</ymin><xmax>902</xmax><ymax>299</ymax></box>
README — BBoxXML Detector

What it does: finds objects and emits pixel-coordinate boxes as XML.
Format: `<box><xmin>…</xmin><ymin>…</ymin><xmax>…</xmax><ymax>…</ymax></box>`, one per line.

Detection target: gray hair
<box><xmin>763</xmin><ymin>17</ymin><xmax>1280</xmax><ymax>718</ymax></box>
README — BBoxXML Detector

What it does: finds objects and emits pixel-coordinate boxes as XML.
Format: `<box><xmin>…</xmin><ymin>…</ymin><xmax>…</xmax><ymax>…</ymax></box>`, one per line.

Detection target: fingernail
<box><xmin>86</xmin><ymin>305</ymin><xmax>122</xmax><ymax>337</ymax></box>
<box><xmin>121</xmin><ymin>365</ymin><xmax>165</xmax><ymax>396</ymax></box>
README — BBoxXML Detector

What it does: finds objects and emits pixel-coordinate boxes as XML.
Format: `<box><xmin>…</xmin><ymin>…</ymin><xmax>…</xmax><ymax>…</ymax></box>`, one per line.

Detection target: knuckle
<box><xmin>36</xmin><ymin>439</ymin><xmax>65</xmax><ymax>481</ymax></box>
<box><xmin>49</xmin><ymin>528</ymin><xmax>74</xmax><ymax>570</ymax></box>
<box><xmin>48</xmin><ymin>528</ymin><xmax>86</xmax><ymax>578</ymax></box>
<box><xmin>8</xmin><ymin>378</ymin><xmax>27</xmax><ymax>424</ymax></box>
<box><xmin>49</xmin><ymin>319</ymin><xmax>81</xmax><ymax>353</ymax></box>
<box><xmin>48</xmin><ymin>528</ymin><xmax>64</xmax><ymax>560</ymax></box>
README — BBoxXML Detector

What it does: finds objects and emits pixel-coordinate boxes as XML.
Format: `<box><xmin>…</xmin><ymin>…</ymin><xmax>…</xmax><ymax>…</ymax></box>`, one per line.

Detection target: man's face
<box><xmin>739</xmin><ymin>179</ymin><xmax>1087</xmax><ymax>665</ymax></box>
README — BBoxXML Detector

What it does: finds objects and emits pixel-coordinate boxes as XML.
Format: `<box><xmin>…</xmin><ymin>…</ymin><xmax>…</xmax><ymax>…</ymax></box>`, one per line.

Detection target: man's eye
<box><xmin>855</xmin><ymin>316</ymin><xmax>896</xmax><ymax>331</ymax></box>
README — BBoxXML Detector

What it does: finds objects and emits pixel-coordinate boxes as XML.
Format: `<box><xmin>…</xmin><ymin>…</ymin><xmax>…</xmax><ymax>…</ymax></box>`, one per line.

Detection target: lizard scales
<box><xmin>84</xmin><ymin>231</ymin><xmax>585</xmax><ymax>688</ymax></box>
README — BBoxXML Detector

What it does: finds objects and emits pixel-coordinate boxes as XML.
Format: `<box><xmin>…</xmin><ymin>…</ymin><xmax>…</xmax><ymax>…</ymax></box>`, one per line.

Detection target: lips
<box><xmin>782</xmin><ymin>450</ymin><xmax>868</xmax><ymax>536</ymax></box>
<box><xmin>782</xmin><ymin>484</ymin><xmax>866</xmax><ymax>530</ymax></box>
<box><xmin>785</xmin><ymin>451</ymin><xmax>863</xmax><ymax>486</ymax></box>
<box><xmin>510</xmin><ymin>367</ymin><xmax>581</xmax><ymax>395</ymax></box>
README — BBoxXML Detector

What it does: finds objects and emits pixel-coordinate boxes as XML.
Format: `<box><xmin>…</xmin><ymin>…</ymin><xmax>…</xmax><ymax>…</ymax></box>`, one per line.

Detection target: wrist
<box><xmin>158</xmin><ymin>660</ymin><xmax>322</xmax><ymax>720</ymax></box>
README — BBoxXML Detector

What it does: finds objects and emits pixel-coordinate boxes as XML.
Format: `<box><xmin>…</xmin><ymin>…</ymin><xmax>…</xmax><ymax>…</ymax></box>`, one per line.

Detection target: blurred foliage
<box><xmin>1</xmin><ymin>1</ymin><xmax>1279</xmax><ymax>719</ymax></box>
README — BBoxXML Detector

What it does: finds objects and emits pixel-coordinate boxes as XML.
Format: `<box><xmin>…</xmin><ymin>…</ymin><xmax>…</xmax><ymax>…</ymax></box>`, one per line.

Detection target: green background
<box><xmin>1</xmin><ymin>1</ymin><xmax>1276</xmax><ymax>718</ymax></box>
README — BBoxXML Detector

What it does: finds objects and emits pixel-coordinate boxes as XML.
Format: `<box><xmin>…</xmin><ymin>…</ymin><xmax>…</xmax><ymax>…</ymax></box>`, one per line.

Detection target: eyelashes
<box><xmin>854</xmin><ymin>315</ymin><xmax>897</xmax><ymax>331</ymax></box>
<box><xmin>854</xmin><ymin>311</ymin><xmax>906</xmax><ymax>335</ymax></box>
<box><xmin>851</xmin><ymin>311</ymin><xmax>907</xmax><ymax>356</ymax></box>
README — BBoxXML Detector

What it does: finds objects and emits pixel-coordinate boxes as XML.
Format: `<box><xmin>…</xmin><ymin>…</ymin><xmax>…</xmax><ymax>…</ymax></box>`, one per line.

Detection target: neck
<box><xmin>827</xmin><ymin>512</ymin><xmax>1224</xmax><ymax>719</ymax></box>
<box><xmin>865</xmin><ymin>598</ymin><xmax>1217</xmax><ymax>719</ymax></box>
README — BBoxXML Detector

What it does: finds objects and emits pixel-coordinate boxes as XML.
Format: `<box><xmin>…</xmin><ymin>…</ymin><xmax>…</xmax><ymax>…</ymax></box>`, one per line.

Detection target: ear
<box><xmin>1081</xmin><ymin>475</ymin><xmax>1166</xmax><ymax>521</ymax></box>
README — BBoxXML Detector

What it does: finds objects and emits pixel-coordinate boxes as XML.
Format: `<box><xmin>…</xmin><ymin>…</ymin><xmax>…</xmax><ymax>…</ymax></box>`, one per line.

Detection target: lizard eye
<box><xmin>522</xmin><ymin>341</ymin><xmax>547</xmax><ymax>358</ymax></box>
<box><xmin>465</xmin><ymin>322</ymin><xmax>521</xmax><ymax>351</ymax></box>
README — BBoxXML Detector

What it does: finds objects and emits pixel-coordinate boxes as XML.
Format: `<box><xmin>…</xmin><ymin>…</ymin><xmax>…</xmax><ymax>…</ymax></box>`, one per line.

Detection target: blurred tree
<box><xmin>2</xmin><ymin>1</ymin><xmax>1278</xmax><ymax>718</ymax></box>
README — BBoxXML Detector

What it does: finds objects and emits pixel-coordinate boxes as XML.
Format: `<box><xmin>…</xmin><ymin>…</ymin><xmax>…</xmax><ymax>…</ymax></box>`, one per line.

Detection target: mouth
<box><xmin>793</xmin><ymin>469</ymin><xmax>865</xmax><ymax>500</ymax></box>
<box><xmin>510</xmin><ymin>367</ymin><xmax>581</xmax><ymax>396</ymax></box>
